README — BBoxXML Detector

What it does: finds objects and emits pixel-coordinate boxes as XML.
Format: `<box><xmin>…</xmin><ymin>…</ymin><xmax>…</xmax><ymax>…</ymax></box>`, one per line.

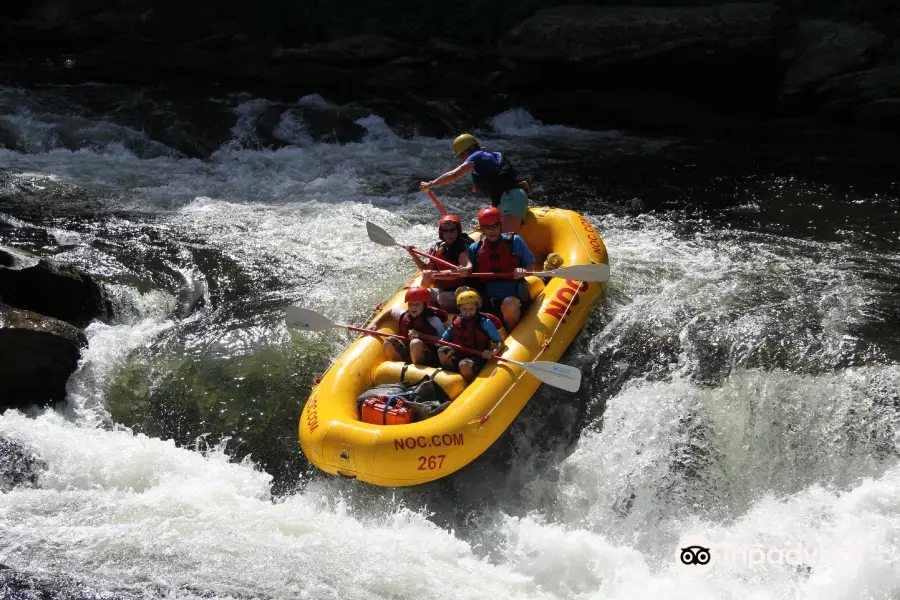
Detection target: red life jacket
<box><xmin>399</xmin><ymin>306</ymin><xmax>448</xmax><ymax>341</ymax></box>
<box><xmin>428</xmin><ymin>237</ymin><xmax>471</xmax><ymax>291</ymax></box>
<box><xmin>448</xmin><ymin>312</ymin><xmax>502</xmax><ymax>352</ymax></box>
<box><xmin>473</xmin><ymin>235</ymin><xmax>520</xmax><ymax>274</ymax></box>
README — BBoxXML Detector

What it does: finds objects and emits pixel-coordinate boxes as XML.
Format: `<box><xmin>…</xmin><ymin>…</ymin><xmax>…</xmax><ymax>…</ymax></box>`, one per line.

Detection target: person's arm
<box><xmin>424</xmin><ymin>315</ymin><xmax>446</xmax><ymax>337</ymax></box>
<box><xmin>479</xmin><ymin>318</ymin><xmax>504</xmax><ymax>358</ymax></box>
<box><xmin>373</xmin><ymin>306</ymin><xmax>404</xmax><ymax>328</ymax></box>
<box><xmin>420</xmin><ymin>162</ymin><xmax>474</xmax><ymax>191</ymax></box>
<box><xmin>456</xmin><ymin>248</ymin><xmax>472</xmax><ymax>275</ymax></box>
<box><xmin>512</xmin><ymin>235</ymin><xmax>538</xmax><ymax>277</ymax></box>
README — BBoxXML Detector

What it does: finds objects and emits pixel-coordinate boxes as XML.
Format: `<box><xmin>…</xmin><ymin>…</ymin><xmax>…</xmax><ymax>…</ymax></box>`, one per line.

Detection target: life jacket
<box><xmin>448</xmin><ymin>312</ymin><xmax>502</xmax><ymax>352</ymax></box>
<box><xmin>428</xmin><ymin>235</ymin><xmax>474</xmax><ymax>290</ymax></box>
<box><xmin>472</xmin><ymin>234</ymin><xmax>520</xmax><ymax>274</ymax></box>
<box><xmin>398</xmin><ymin>306</ymin><xmax>448</xmax><ymax>341</ymax></box>
<box><xmin>470</xmin><ymin>152</ymin><xmax>522</xmax><ymax>206</ymax></box>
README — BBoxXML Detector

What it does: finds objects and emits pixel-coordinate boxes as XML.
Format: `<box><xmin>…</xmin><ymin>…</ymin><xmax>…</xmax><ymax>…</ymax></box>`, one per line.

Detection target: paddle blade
<box><xmin>285</xmin><ymin>306</ymin><xmax>341</xmax><ymax>332</ymax></box>
<box><xmin>517</xmin><ymin>360</ymin><xmax>583</xmax><ymax>392</ymax></box>
<box><xmin>366</xmin><ymin>221</ymin><xmax>400</xmax><ymax>247</ymax></box>
<box><xmin>537</xmin><ymin>263</ymin><xmax>610</xmax><ymax>283</ymax></box>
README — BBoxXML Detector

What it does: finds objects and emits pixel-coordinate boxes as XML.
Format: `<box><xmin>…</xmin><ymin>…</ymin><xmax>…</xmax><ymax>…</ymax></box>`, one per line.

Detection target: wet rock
<box><xmin>272</xmin><ymin>35</ymin><xmax>409</xmax><ymax>66</ymax></box>
<box><xmin>780</xmin><ymin>20</ymin><xmax>887</xmax><ymax>99</ymax></box>
<box><xmin>498</xmin><ymin>3</ymin><xmax>782</xmax><ymax>118</ymax></box>
<box><xmin>500</xmin><ymin>3</ymin><xmax>780</xmax><ymax>65</ymax></box>
<box><xmin>777</xmin><ymin>21</ymin><xmax>897</xmax><ymax>130</ymax></box>
<box><xmin>0</xmin><ymin>246</ymin><xmax>112</xmax><ymax>328</ymax></box>
<box><xmin>853</xmin><ymin>98</ymin><xmax>900</xmax><ymax>131</ymax></box>
<box><xmin>0</xmin><ymin>302</ymin><xmax>86</xmax><ymax>411</ymax></box>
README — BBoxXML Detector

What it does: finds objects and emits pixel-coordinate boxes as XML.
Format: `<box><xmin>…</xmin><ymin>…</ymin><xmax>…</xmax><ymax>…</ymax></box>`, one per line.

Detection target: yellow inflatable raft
<box><xmin>297</xmin><ymin>206</ymin><xmax>608</xmax><ymax>486</ymax></box>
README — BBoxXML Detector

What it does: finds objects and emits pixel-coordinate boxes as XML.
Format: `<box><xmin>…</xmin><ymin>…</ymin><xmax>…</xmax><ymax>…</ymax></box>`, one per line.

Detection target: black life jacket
<box><xmin>471</xmin><ymin>152</ymin><xmax>521</xmax><ymax>206</ymax></box>
<box><xmin>428</xmin><ymin>235</ymin><xmax>474</xmax><ymax>290</ymax></box>
<box><xmin>398</xmin><ymin>306</ymin><xmax>448</xmax><ymax>340</ymax></box>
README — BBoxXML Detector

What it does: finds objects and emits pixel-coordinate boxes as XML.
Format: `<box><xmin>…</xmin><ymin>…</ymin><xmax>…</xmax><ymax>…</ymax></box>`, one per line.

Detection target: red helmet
<box><xmin>405</xmin><ymin>286</ymin><xmax>431</xmax><ymax>304</ymax></box>
<box><xmin>478</xmin><ymin>206</ymin><xmax>502</xmax><ymax>226</ymax></box>
<box><xmin>438</xmin><ymin>214</ymin><xmax>461</xmax><ymax>235</ymax></box>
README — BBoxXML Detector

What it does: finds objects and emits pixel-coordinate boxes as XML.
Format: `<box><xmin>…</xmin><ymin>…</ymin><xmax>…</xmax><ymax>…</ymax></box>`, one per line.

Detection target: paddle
<box><xmin>366</xmin><ymin>221</ymin><xmax>458</xmax><ymax>270</ymax></box>
<box><xmin>285</xmin><ymin>306</ymin><xmax>402</xmax><ymax>337</ymax></box>
<box><xmin>285</xmin><ymin>306</ymin><xmax>582</xmax><ymax>392</ymax></box>
<box><xmin>426</xmin><ymin>190</ymin><xmax>448</xmax><ymax>215</ymax></box>
<box><xmin>415</xmin><ymin>333</ymin><xmax>582</xmax><ymax>392</ymax></box>
<box><xmin>432</xmin><ymin>263</ymin><xmax>610</xmax><ymax>283</ymax></box>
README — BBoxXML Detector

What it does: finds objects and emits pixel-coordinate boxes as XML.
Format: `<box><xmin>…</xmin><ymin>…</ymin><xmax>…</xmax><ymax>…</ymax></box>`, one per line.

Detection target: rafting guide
<box><xmin>419</xmin><ymin>133</ymin><xmax>530</xmax><ymax>234</ymax></box>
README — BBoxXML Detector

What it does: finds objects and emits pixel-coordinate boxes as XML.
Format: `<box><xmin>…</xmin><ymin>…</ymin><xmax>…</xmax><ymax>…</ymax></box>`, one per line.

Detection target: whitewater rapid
<box><xmin>1</xmin><ymin>86</ymin><xmax>899</xmax><ymax>599</ymax></box>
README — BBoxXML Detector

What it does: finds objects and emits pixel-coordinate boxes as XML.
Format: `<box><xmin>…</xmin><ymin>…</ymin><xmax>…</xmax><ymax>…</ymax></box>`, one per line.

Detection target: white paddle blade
<box><xmin>535</xmin><ymin>263</ymin><xmax>610</xmax><ymax>283</ymax></box>
<box><xmin>513</xmin><ymin>359</ymin><xmax>583</xmax><ymax>392</ymax></box>
<box><xmin>366</xmin><ymin>221</ymin><xmax>400</xmax><ymax>247</ymax></box>
<box><xmin>285</xmin><ymin>306</ymin><xmax>342</xmax><ymax>332</ymax></box>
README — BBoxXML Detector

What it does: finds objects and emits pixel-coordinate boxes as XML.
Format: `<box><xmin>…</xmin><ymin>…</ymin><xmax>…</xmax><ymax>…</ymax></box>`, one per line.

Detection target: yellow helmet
<box><xmin>452</xmin><ymin>133</ymin><xmax>479</xmax><ymax>158</ymax></box>
<box><xmin>456</xmin><ymin>289</ymin><xmax>482</xmax><ymax>308</ymax></box>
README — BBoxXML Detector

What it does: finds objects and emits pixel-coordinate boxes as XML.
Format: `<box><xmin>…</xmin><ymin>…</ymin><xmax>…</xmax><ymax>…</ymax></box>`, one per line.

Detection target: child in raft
<box><xmin>437</xmin><ymin>288</ymin><xmax>503</xmax><ymax>382</ymax></box>
<box><xmin>372</xmin><ymin>286</ymin><xmax>447</xmax><ymax>367</ymax></box>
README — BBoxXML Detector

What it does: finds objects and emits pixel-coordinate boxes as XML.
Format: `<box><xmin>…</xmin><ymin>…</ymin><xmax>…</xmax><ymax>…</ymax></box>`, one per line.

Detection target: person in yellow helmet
<box><xmin>419</xmin><ymin>133</ymin><xmax>529</xmax><ymax>234</ymax></box>
<box><xmin>437</xmin><ymin>287</ymin><xmax>503</xmax><ymax>382</ymax></box>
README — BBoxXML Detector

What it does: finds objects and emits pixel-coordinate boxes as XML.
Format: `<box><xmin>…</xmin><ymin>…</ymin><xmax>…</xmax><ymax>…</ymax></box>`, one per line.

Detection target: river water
<box><xmin>1</xmin><ymin>83</ymin><xmax>899</xmax><ymax>599</ymax></box>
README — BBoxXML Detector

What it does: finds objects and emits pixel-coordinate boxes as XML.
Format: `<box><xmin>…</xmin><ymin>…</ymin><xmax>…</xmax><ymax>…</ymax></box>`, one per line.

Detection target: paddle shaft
<box><xmin>407</xmin><ymin>247</ymin><xmax>458</xmax><ymax>271</ymax></box>
<box><xmin>333</xmin><ymin>324</ymin><xmax>502</xmax><ymax>362</ymax></box>
<box><xmin>417</xmin><ymin>333</ymin><xmax>507</xmax><ymax>363</ymax></box>
<box><xmin>427</xmin><ymin>190</ymin><xmax>448</xmax><ymax>215</ymax></box>
<box><xmin>433</xmin><ymin>271</ymin><xmax>524</xmax><ymax>280</ymax></box>
<box><xmin>433</xmin><ymin>263</ymin><xmax>609</xmax><ymax>282</ymax></box>
<box><xmin>286</xmin><ymin>305</ymin><xmax>580</xmax><ymax>391</ymax></box>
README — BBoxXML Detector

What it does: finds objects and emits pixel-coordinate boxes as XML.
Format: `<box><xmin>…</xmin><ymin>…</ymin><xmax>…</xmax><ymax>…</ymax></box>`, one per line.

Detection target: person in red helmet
<box><xmin>372</xmin><ymin>286</ymin><xmax>448</xmax><ymax>366</ymax></box>
<box><xmin>406</xmin><ymin>214</ymin><xmax>474</xmax><ymax>312</ymax></box>
<box><xmin>419</xmin><ymin>133</ymin><xmax>529</xmax><ymax>234</ymax></box>
<box><xmin>469</xmin><ymin>206</ymin><xmax>538</xmax><ymax>332</ymax></box>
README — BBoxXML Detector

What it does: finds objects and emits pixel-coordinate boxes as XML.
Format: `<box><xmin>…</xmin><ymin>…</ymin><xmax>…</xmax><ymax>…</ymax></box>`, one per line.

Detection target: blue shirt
<box><xmin>469</xmin><ymin>235</ymin><xmax>536</xmax><ymax>300</ymax></box>
<box><xmin>441</xmin><ymin>315</ymin><xmax>503</xmax><ymax>344</ymax></box>
<box><xmin>465</xmin><ymin>150</ymin><xmax>502</xmax><ymax>176</ymax></box>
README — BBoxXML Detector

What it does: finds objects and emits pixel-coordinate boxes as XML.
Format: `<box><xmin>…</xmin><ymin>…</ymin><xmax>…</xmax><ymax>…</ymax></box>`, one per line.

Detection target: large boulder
<box><xmin>0</xmin><ymin>303</ymin><xmax>86</xmax><ymax>411</ymax></box>
<box><xmin>780</xmin><ymin>20</ymin><xmax>887</xmax><ymax>99</ymax></box>
<box><xmin>497</xmin><ymin>3</ymin><xmax>782</xmax><ymax>118</ymax></box>
<box><xmin>777</xmin><ymin>20</ymin><xmax>896</xmax><ymax>130</ymax></box>
<box><xmin>0</xmin><ymin>246</ymin><xmax>112</xmax><ymax>328</ymax></box>
<box><xmin>496</xmin><ymin>3</ymin><xmax>782</xmax><ymax>129</ymax></box>
<box><xmin>500</xmin><ymin>4</ymin><xmax>779</xmax><ymax>65</ymax></box>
